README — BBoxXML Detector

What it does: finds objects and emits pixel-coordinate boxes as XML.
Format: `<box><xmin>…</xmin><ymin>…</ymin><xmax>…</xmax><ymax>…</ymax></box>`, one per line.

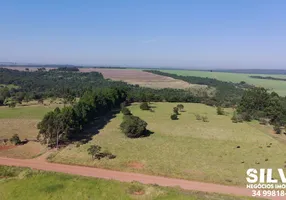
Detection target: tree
<box><xmin>10</xmin><ymin>134</ymin><xmax>21</xmax><ymax>145</ymax></box>
<box><xmin>120</xmin><ymin>115</ymin><xmax>147</xmax><ymax>138</ymax></box>
<box><xmin>173</xmin><ymin>107</ymin><xmax>179</xmax><ymax>115</ymax></box>
<box><xmin>121</xmin><ymin>107</ymin><xmax>132</xmax><ymax>115</ymax></box>
<box><xmin>140</xmin><ymin>102</ymin><xmax>150</xmax><ymax>110</ymax></box>
<box><xmin>177</xmin><ymin>104</ymin><xmax>184</xmax><ymax>111</ymax></box>
<box><xmin>170</xmin><ymin>114</ymin><xmax>178</xmax><ymax>120</ymax></box>
<box><xmin>217</xmin><ymin>106</ymin><xmax>224</xmax><ymax>115</ymax></box>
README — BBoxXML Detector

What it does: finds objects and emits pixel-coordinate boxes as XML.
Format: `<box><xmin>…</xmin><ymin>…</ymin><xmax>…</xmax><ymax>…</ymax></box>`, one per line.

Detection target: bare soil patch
<box><xmin>127</xmin><ymin>161</ymin><xmax>145</xmax><ymax>169</ymax></box>
<box><xmin>80</xmin><ymin>68</ymin><xmax>192</xmax><ymax>89</ymax></box>
<box><xmin>0</xmin><ymin>145</ymin><xmax>16</xmax><ymax>151</ymax></box>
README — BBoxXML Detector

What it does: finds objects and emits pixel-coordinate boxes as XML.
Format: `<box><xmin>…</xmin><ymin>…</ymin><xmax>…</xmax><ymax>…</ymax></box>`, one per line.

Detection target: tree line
<box><xmin>144</xmin><ymin>70</ymin><xmax>254</xmax><ymax>107</ymax></box>
<box><xmin>37</xmin><ymin>87</ymin><xmax>127</xmax><ymax>147</ymax></box>
<box><xmin>250</xmin><ymin>75</ymin><xmax>286</xmax><ymax>82</ymax></box>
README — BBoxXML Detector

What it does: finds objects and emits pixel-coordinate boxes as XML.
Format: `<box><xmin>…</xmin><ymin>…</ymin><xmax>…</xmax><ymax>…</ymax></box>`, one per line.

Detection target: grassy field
<box><xmin>50</xmin><ymin>102</ymin><xmax>286</xmax><ymax>186</ymax></box>
<box><xmin>0</xmin><ymin>105</ymin><xmax>58</xmax><ymax>119</ymax></box>
<box><xmin>0</xmin><ymin>166</ymin><xmax>259</xmax><ymax>200</ymax></box>
<box><xmin>160</xmin><ymin>70</ymin><xmax>286</xmax><ymax>96</ymax></box>
<box><xmin>0</xmin><ymin>104</ymin><xmax>58</xmax><ymax>158</ymax></box>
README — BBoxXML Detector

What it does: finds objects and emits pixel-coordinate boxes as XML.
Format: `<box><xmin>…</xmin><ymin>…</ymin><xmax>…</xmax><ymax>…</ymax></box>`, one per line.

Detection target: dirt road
<box><xmin>0</xmin><ymin>156</ymin><xmax>282</xmax><ymax>200</ymax></box>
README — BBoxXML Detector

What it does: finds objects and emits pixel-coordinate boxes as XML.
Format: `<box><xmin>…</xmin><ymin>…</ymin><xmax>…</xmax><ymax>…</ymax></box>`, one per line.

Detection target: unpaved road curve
<box><xmin>0</xmin><ymin>157</ymin><xmax>281</xmax><ymax>200</ymax></box>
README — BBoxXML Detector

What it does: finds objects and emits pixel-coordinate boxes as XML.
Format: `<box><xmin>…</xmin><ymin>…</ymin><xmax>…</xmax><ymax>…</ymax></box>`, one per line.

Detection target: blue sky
<box><xmin>1</xmin><ymin>0</ymin><xmax>286</xmax><ymax>68</ymax></box>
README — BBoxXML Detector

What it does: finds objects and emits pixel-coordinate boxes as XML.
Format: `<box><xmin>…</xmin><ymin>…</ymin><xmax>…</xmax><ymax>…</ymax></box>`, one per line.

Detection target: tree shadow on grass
<box><xmin>70</xmin><ymin>109</ymin><xmax>121</xmax><ymax>144</ymax></box>
<box><xmin>143</xmin><ymin>130</ymin><xmax>154</xmax><ymax>137</ymax></box>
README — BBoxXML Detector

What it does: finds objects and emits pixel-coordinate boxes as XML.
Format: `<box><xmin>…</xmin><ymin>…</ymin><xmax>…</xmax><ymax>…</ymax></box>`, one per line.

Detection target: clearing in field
<box><xmin>0</xmin><ymin>166</ymin><xmax>257</xmax><ymax>200</ymax></box>
<box><xmin>160</xmin><ymin>70</ymin><xmax>286</xmax><ymax>96</ymax></box>
<box><xmin>50</xmin><ymin>102</ymin><xmax>286</xmax><ymax>186</ymax></box>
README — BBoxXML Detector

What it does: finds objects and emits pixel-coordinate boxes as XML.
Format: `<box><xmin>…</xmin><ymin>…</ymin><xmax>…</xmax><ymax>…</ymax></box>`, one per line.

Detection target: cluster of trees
<box><xmin>37</xmin><ymin>87</ymin><xmax>127</xmax><ymax>147</ymax></box>
<box><xmin>170</xmin><ymin>104</ymin><xmax>184</xmax><ymax>120</ymax></box>
<box><xmin>145</xmin><ymin>70</ymin><xmax>254</xmax><ymax>107</ymax></box>
<box><xmin>53</xmin><ymin>67</ymin><xmax>79</xmax><ymax>72</ymax></box>
<box><xmin>236</xmin><ymin>87</ymin><xmax>286</xmax><ymax>133</ymax></box>
<box><xmin>120</xmin><ymin>105</ymin><xmax>148</xmax><ymax>138</ymax></box>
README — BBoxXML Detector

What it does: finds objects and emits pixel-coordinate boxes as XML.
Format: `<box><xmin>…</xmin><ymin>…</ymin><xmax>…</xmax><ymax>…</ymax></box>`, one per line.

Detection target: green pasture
<box><xmin>160</xmin><ymin>70</ymin><xmax>286</xmax><ymax>96</ymax></box>
<box><xmin>50</xmin><ymin>102</ymin><xmax>286</xmax><ymax>186</ymax></box>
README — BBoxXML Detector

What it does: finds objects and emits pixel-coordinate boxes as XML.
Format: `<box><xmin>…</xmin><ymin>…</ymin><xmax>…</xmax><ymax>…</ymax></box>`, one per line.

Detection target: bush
<box><xmin>8</xmin><ymin>102</ymin><xmax>16</xmax><ymax>108</ymax></box>
<box><xmin>259</xmin><ymin>118</ymin><xmax>268</xmax><ymax>125</ymax></box>
<box><xmin>9</xmin><ymin>134</ymin><xmax>21</xmax><ymax>145</ymax></box>
<box><xmin>87</xmin><ymin>145</ymin><xmax>116</xmax><ymax>160</ymax></box>
<box><xmin>202</xmin><ymin>116</ymin><xmax>209</xmax><ymax>122</ymax></box>
<box><xmin>140</xmin><ymin>102</ymin><xmax>150</xmax><ymax>110</ymax></box>
<box><xmin>121</xmin><ymin>107</ymin><xmax>132</xmax><ymax>115</ymax></box>
<box><xmin>170</xmin><ymin>114</ymin><xmax>178</xmax><ymax>120</ymax></box>
<box><xmin>231</xmin><ymin>111</ymin><xmax>243</xmax><ymax>123</ymax></box>
<box><xmin>195</xmin><ymin>114</ymin><xmax>202</xmax><ymax>120</ymax></box>
<box><xmin>217</xmin><ymin>106</ymin><xmax>224</xmax><ymax>115</ymax></box>
<box><xmin>120</xmin><ymin>115</ymin><xmax>148</xmax><ymax>138</ymax></box>
<box><xmin>173</xmin><ymin>107</ymin><xmax>179</xmax><ymax>115</ymax></box>
<box><xmin>177</xmin><ymin>104</ymin><xmax>184</xmax><ymax>111</ymax></box>
<box><xmin>241</xmin><ymin>112</ymin><xmax>252</xmax><ymax>122</ymax></box>
<box><xmin>274</xmin><ymin>125</ymin><xmax>282</xmax><ymax>134</ymax></box>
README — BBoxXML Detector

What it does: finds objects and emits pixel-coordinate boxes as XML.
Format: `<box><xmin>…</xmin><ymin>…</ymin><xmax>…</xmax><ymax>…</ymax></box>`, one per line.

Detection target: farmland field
<box><xmin>50</xmin><ymin>102</ymin><xmax>286</xmax><ymax>186</ymax></box>
<box><xmin>160</xmin><ymin>70</ymin><xmax>286</xmax><ymax>96</ymax></box>
<box><xmin>80</xmin><ymin>68</ymin><xmax>195</xmax><ymax>89</ymax></box>
<box><xmin>0</xmin><ymin>166</ymin><xmax>257</xmax><ymax>200</ymax></box>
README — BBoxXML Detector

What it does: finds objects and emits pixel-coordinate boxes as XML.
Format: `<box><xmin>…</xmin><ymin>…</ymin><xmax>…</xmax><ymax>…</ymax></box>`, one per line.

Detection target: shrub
<box><xmin>8</xmin><ymin>102</ymin><xmax>16</xmax><ymax>108</ymax></box>
<box><xmin>241</xmin><ymin>112</ymin><xmax>252</xmax><ymax>122</ymax></box>
<box><xmin>87</xmin><ymin>145</ymin><xmax>116</xmax><ymax>160</ymax></box>
<box><xmin>202</xmin><ymin>116</ymin><xmax>209</xmax><ymax>122</ymax></box>
<box><xmin>170</xmin><ymin>114</ymin><xmax>178</xmax><ymax>120</ymax></box>
<box><xmin>127</xmin><ymin>183</ymin><xmax>145</xmax><ymax>195</ymax></box>
<box><xmin>259</xmin><ymin>118</ymin><xmax>268</xmax><ymax>125</ymax></box>
<box><xmin>140</xmin><ymin>102</ymin><xmax>150</xmax><ymax>110</ymax></box>
<box><xmin>232</xmin><ymin>111</ymin><xmax>244</xmax><ymax>123</ymax></box>
<box><xmin>121</xmin><ymin>107</ymin><xmax>132</xmax><ymax>115</ymax></box>
<box><xmin>9</xmin><ymin>134</ymin><xmax>21</xmax><ymax>145</ymax></box>
<box><xmin>217</xmin><ymin>106</ymin><xmax>224</xmax><ymax>115</ymax></box>
<box><xmin>120</xmin><ymin>115</ymin><xmax>148</xmax><ymax>138</ymax></box>
<box><xmin>195</xmin><ymin>114</ymin><xmax>202</xmax><ymax>120</ymax></box>
<box><xmin>87</xmin><ymin>145</ymin><xmax>101</xmax><ymax>159</ymax></box>
<box><xmin>177</xmin><ymin>104</ymin><xmax>184</xmax><ymax>111</ymax></box>
<box><xmin>173</xmin><ymin>107</ymin><xmax>179</xmax><ymax>115</ymax></box>
<box><xmin>274</xmin><ymin>125</ymin><xmax>282</xmax><ymax>134</ymax></box>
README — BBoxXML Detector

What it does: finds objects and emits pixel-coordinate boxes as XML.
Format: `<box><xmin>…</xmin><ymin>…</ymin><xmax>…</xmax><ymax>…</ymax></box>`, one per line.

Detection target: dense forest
<box><xmin>145</xmin><ymin>70</ymin><xmax>254</xmax><ymax>106</ymax></box>
<box><xmin>250</xmin><ymin>75</ymin><xmax>286</xmax><ymax>81</ymax></box>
